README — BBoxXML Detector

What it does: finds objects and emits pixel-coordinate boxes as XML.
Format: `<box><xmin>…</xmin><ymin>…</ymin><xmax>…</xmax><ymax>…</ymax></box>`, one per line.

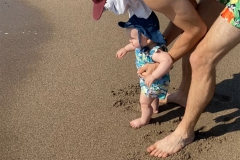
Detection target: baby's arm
<box><xmin>144</xmin><ymin>50</ymin><xmax>173</xmax><ymax>87</ymax></box>
<box><xmin>151</xmin><ymin>50</ymin><xmax>173</xmax><ymax>78</ymax></box>
<box><xmin>116</xmin><ymin>43</ymin><xmax>135</xmax><ymax>59</ymax></box>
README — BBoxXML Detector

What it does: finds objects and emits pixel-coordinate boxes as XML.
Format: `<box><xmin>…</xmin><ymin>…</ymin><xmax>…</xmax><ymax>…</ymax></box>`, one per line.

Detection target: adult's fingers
<box><xmin>137</xmin><ymin>64</ymin><xmax>148</xmax><ymax>74</ymax></box>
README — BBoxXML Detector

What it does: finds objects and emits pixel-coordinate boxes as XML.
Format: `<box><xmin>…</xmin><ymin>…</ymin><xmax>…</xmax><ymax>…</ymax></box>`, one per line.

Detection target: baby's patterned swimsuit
<box><xmin>135</xmin><ymin>46</ymin><xmax>170</xmax><ymax>99</ymax></box>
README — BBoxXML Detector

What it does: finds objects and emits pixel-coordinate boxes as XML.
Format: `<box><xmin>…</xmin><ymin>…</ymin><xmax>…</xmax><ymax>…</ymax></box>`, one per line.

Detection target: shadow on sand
<box><xmin>151</xmin><ymin>73</ymin><xmax>240</xmax><ymax>139</ymax></box>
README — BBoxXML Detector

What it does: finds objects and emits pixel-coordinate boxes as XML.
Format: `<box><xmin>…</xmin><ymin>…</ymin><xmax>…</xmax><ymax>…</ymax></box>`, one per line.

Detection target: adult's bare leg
<box><xmin>158</xmin><ymin>0</ymin><xmax>199</xmax><ymax>106</ymax></box>
<box><xmin>159</xmin><ymin>53</ymin><xmax>191</xmax><ymax>107</ymax></box>
<box><xmin>160</xmin><ymin>0</ymin><xmax>225</xmax><ymax>107</ymax></box>
<box><xmin>147</xmin><ymin>6</ymin><xmax>240</xmax><ymax>160</ymax></box>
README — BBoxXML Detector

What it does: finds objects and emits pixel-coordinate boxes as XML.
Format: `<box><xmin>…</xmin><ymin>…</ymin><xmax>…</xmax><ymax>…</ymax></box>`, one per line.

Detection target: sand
<box><xmin>0</xmin><ymin>0</ymin><xmax>239</xmax><ymax>159</ymax></box>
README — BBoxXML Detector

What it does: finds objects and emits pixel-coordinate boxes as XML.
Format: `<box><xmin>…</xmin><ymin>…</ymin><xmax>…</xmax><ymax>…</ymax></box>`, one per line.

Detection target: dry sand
<box><xmin>0</xmin><ymin>0</ymin><xmax>239</xmax><ymax>159</ymax></box>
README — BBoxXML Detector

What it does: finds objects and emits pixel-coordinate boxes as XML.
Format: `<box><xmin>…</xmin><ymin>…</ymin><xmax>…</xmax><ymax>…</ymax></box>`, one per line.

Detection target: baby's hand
<box><xmin>145</xmin><ymin>75</ymin><xmax>156</xmax><ymax>88</ymax></box>
<box><xmin>116</xmin><ymin>48</ymin><xmax>127</xmax><ymax>59</ymax></box>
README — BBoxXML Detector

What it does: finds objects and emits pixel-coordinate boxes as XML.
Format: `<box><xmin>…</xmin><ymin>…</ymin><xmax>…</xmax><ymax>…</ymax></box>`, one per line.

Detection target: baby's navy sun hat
<box><xmin>118</xmin><ymin>11</ymin><xmax>166</xmax><ymax>46</ymax></box>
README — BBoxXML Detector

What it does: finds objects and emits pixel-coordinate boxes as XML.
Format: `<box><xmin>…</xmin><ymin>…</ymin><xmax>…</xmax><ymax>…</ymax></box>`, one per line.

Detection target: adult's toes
<box><xmin>149</xmin><ymin>149</ymin><xmax>158</xmax><ymax>156</ymax></box>
<box><xmin>154</xmin><ymin>150</ymin><xmax>162</xmax><ymax>157</ymax></box>
<box><xmin>162</xmin><ymin>153</ymin><xmax>169</xmax><ymax>158</ymax></box>
<box><xmin>147</xmin><ymin>145</ymin><xmax>155</xmax><ymax>152</ymax></box>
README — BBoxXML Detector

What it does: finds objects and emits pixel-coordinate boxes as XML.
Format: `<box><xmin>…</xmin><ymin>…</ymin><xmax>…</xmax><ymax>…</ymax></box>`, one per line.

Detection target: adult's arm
<box><xmin>162</xmin><ymin>0</ymin><xmax>198</xmax><ymax>46</ymax></box>
<box><xmin>143</xmin><ymin>0</ymin><xmax>207</xmax><ymax>62</ymax></box>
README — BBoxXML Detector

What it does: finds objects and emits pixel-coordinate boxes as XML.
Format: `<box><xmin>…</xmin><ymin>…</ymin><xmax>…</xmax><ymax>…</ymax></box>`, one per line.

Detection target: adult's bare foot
<box><xmin>159</xmin><ymin>92</ymin><xmax>187</xmax><ymax>107</ymax></box>
<box><xmin>147</xmin><ymin>130</ymin><xmax>195</xmax><ymax>158</ymax></box>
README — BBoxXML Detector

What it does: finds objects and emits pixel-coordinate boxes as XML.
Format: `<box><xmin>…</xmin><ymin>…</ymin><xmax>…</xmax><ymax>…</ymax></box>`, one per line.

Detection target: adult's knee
<box><xmin>190</xmin><ymin>50</ymin><xmax>213</xmax><ymax>73</ymax></box>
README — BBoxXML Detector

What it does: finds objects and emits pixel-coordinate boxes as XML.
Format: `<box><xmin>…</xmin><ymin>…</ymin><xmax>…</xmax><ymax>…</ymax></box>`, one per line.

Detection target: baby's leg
<box><xmin>151</xmin><ymin>98</ymin><xmax>159</xmax><ymax>114</ymax></box>
<box><xmin>130</xmin><ymin>92</ymin><xmax>154</xmax><ymax>128</ymax></box>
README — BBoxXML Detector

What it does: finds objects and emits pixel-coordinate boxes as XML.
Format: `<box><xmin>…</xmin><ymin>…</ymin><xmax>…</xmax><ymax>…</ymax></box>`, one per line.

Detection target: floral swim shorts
<box><xmin>220</xmin><ymin>0</ymin><xmax>240</xmax><ymax>28</ymax></box>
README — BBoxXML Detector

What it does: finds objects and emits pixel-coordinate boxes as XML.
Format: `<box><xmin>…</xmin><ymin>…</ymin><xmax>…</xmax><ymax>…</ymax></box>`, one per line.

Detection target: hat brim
<box><xmin>92</xmin><ymin>0</ymin><xmax>106</xmax><ymax>20</ymax></box>
<box><xmin>118</xmin><ymin>21</ymin><xmax>166</xmax><ymax>45</ymax></box>
<box><xmin>118</xmin><ymin>22</ymin><xmax>134</xmax><ymax>28</ymax></box>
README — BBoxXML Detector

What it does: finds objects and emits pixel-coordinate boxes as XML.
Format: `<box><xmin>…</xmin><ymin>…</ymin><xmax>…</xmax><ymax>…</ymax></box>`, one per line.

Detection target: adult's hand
<box><xmin>137</xmin><ymin>63</ymin><xmax>159</xmax><ymax>78</ymax></box>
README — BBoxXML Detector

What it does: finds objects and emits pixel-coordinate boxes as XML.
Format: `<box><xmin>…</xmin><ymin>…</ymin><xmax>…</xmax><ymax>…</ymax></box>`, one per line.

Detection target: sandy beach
<box><xmin>0</xmin><ymin>0</ymin><xmax>239</xmax><ymax>159</ymax></box>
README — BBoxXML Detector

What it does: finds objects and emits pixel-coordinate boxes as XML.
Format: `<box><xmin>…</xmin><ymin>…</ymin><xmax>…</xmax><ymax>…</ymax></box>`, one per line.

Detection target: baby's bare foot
<box><xmin>130</xmin><ymin>118</ymin><xmax>149</xmax><ymax>128</ymax></box>
<box><xmin>153</xmin><ymin>109</ymin><xmax>159</xmax><ymax>114</ymax></box>
<box><xmin>152</xmin><ymin>103</ymin><xmax>159</xmax><ymax>114</ymax></box>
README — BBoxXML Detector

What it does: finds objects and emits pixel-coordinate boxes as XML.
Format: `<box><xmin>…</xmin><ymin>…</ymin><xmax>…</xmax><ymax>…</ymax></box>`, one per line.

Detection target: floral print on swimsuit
<box><xmin>221</xmin><ymin>0</ymin><xmax>240</xmax><ymax>28</ymax></box>
<box><xmin>135</xmin><ymin>46</ymin><xmax>170</xmax><ymax>99</ymax></box>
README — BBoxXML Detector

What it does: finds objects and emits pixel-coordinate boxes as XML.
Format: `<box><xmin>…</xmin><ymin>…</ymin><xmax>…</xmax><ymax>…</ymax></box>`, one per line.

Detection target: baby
<box><xmin>116</xmin><ymin>12</ymin><xmax>173</xmax><ymax>128</ymax></box>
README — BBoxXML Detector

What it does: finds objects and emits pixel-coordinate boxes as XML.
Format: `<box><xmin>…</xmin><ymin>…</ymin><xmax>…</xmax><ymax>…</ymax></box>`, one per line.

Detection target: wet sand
<box><xmin>0</xmin><ymin>0</ymin><xmax>239</xmax><ymax>159</ymax></box>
